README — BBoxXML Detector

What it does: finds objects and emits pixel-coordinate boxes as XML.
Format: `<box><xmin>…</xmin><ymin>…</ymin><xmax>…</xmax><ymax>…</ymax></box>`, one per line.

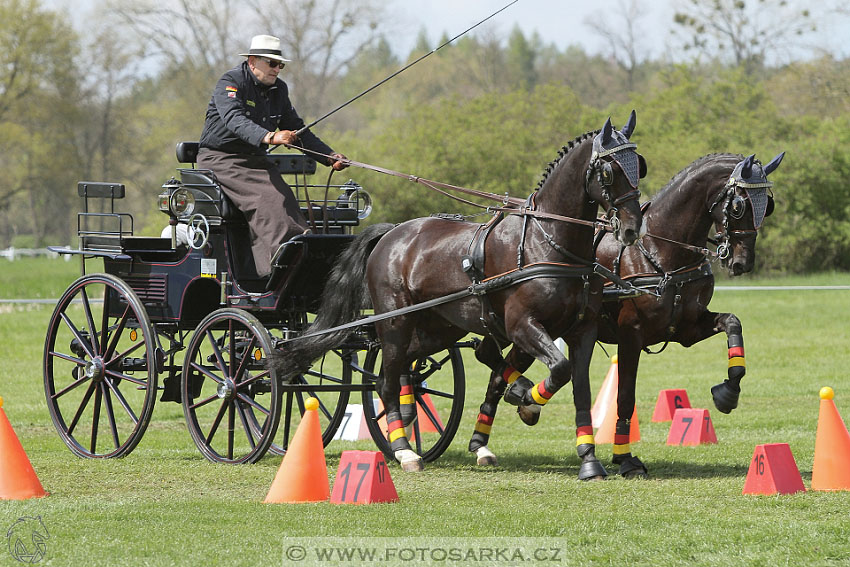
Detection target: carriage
<box><xmin>43</xmin><ymin>142</ymin><xmax>470</xmax><ymax>464</ymax></box>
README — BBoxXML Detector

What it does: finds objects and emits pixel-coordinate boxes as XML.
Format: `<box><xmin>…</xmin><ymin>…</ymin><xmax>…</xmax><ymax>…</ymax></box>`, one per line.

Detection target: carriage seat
<box><xmin>175</xmin><ymin>142</ymin><xmax>318</xmax><ymax>175</ymax></box>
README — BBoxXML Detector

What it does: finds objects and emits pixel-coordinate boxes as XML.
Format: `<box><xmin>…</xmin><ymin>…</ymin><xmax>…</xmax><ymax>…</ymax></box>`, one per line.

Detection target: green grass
<box><xmin>1</xmin><ymin>263</ymin><xmax>850</xmax><ymax>566</ymax></box>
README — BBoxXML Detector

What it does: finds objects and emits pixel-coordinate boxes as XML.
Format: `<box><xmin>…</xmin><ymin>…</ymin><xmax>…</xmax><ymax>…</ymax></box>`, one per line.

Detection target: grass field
<box><xmin>1</xmin><ymin>259</ymin><xmax>849</xmax><ymax>566</ymax></box>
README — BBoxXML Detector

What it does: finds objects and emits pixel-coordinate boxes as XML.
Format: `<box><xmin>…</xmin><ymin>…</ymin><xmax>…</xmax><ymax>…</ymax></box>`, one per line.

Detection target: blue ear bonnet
<box><xmin>592</xmin><ymin>128</ymin><xmax>640</xmax><ymax>189</ymax></box>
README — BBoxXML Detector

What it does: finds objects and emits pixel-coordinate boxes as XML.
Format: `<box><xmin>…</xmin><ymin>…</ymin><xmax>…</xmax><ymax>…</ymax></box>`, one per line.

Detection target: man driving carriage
<box><xmin>198</xmin><ymin>34</ymin><xmax>348</xmax><ymax>277</ymax></box>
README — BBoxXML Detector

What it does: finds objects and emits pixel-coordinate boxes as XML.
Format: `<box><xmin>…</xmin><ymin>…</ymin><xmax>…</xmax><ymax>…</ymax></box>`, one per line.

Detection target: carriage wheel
<box><xmin>43</xmin><ymin>273</ymin><xmax>159</xmax><ymax>458</ymax></box>
<box><xmin>361</xmin><ymin>346</ymin><xmax>465</xmax><ymax>463</ymax></box>
<box><xmin>181</xmin><ymin>309</ymin><xmax>280</xmax><ymax>464</ymax></box>
<box><xmin>261</xmin><ymin>347</ymin><xmax>353</xmax><ymax>457</ymax></box>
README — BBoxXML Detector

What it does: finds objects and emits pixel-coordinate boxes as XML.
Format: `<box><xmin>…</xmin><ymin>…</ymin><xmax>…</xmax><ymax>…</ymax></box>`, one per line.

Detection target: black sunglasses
<box><xmin>262</xmin><ymin>57</ymin><xmax>285</xmax><ymax>69</ymax></box>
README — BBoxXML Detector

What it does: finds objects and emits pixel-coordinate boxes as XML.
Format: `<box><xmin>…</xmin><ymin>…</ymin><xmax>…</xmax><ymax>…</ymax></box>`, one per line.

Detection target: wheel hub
<box><xmin>84</xmin><ymin>358</ymin><xmax>106</xmax><ymax>382</ymax></box>
<box><xmin>216</xmin><ymin>379</ymin><xmax>236</xmax><ymax>400</ymax></box>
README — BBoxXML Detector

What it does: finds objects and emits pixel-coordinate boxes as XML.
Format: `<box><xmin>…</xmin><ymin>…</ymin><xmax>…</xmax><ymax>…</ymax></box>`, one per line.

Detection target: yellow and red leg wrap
<box><xmin>502</xmin><ymin>366</ymin><xmax>523</xmax><ymax>385</ymax></box>
<box><xmin>613</xmin><ymin>433</ymin><xmax>631</xmax><ymax>456</ymax></box>
<box><xmin>387</xmin><ymin>418</ymin><xmax>406</xmax><ymax>444</ymax></box>
<box><xmin>576</xmin><ymin>425</ymin><xmax>595</xmax><ymax>447</ymax></box>
<box><xmin>530</xmin><ymin>380</ymin><xmax>554</xmax><ymax>406</ymax></box>
<box><xmin>399</xmin><ymin>384</ymin><xmax>415</xmax><ymax>406</ymax></box>
<box><xmin>474</xmin><ymin>412</ymin><xmax>494</xmax><ymax>436</ymax></box>
<box><xmin>728</xmin><ymin>345</ymin><xmax>745</xmax><ymax>370</ymax></box>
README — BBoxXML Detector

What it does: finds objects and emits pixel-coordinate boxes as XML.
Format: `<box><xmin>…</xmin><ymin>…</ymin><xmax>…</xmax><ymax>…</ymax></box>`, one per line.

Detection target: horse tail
<box><xmin>270</xmin><ymin>222</ymin><xmax>395</xmax><ymax>380</ymax></box>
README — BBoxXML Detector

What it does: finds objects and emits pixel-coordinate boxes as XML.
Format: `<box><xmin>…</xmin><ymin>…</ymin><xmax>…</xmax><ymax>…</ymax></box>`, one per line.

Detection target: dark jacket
<box><xmin>199</xmin><ymin>61</ymin><xmax>334</xmax><ymax>164</ymax></box>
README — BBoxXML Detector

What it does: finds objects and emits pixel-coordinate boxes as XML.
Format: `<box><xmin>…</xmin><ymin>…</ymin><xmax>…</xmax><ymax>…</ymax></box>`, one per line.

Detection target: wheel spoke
<box><xmin>103</xmin><ymin>303</ymin><xmax>132</xmax><ymax>361</ymax></box>
<box><xmin>189</xmin><ymin>392</ymin><xmax>221</xmax><ymax>411</ymax></box>
<box><xmin>50</xmin><ymin>369</ymin><xmax>91</xmax><ymax>400</ymax></box>
<box><xmin>101</xmin><ymin>383</ymin><xmax>121</xmax><ymax>450</ymax></box>
<box><xmin>231</xmin><ymin>335</ymin><xmax>258</xmax><ymax>384</ymax></box>
<box><xmin>105</xmin><ymin>339</ymin><xmax>146</xmax><ymax>369</ymax></box>
<box><xmin>415</xmin><ymin>392</ymin><xmax>445</xmax><ymax>434</ymax></box>
<box><xmin>59</xmin><ymin>312</ymin><xmax>94</xmax><ymax>358</ymax></box>
<box><xmin>99</xmin><ymin>285</ymin><xmax>113</xmax><ymax>356</ymax></box>
<box><xmin>90</xmin><ymin>384</ymin><xmax>103</xmax><ymax>454</ymax></box>
<box><xmin>104</xmin><ymin>369</ymin><xmax>148</xmax><ymax>388</ymax></box>
<box><xmin>236</xmin><ymin>402</ymin><xmax>257</xmax><ymax>449</ymax></box>
<box><xmin>103</xmin><ymin>377</ymin><xmax>139</xmax><ymax>425</ymax></box>
<box><xmin>235</xmin><ymin>392</ymin><xmax>269</xmax><ymax>415</ymax></box>
<box><xmin>227</xmin><ymin>402</ymin><xmax>235</xmax><ymax>460</ymax></box>
<box><xmin>234</xmin><ymin>370</ymin><xmax>269</xmax><ymax>389</ymax></box>
<box><xmin>67</xmin><ymin>381</ymin><xmax>97</xmax><ymax>436</ymax></box>
<box><xmin>189</xmin><ymin>361</ymin><xmax>225</xmax><ymax>385</ymax></box>
<box><xmin>205</xmin><ymin>329</ymin><xmax>229</xmax><ymax>379</ymax></box>
<box><xmin>204</xmin><ymin>400</ymin><xmax>229</xmax><ymax>446</ymax></box>
<box><xmin>80</xmin><ymin>287</ymin><xmax>101</xmax><ymax>356</ymax></box>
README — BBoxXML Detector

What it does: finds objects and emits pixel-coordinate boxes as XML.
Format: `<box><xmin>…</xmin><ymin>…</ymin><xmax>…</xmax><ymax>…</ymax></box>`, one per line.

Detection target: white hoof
<box><xmin>395</xmin><ymin>449</ymin><xmax>424</xmax><ymax>472</ymax></box>
<box><xmin>475</xmin><ymin>446</ymin><xmax>499</xmax><ymax>466</ymax></box>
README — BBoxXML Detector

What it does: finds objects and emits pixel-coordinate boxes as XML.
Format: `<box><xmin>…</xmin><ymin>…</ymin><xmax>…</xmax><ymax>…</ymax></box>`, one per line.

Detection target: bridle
<box><xmin>585</xmin><ymin>143</ymin><xmax>642</xmax><ymax>233</ymax></box>
<box><xmin>708</xmin><ymin>172</ymin><xmax>772</xmax><ymax>260</ymax></box>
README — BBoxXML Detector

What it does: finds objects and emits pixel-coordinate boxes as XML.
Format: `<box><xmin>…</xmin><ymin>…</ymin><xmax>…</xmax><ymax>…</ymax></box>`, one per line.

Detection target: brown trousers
<box><xmin>197</xmin><ymin>149</ymin><xmax>307</xmax><ymax>276</ymax></box>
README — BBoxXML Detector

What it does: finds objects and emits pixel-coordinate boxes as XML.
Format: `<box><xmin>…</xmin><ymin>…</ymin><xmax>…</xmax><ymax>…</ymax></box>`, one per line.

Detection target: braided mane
<box><xmin>654</xmin><ymin>153</ymin><xmax>744</xmax><ymax>200</ymax></box>
<box><xmin>535</xmin><ymin>129</ymin><xmax>600</xmax><ymax>190</ymax></box>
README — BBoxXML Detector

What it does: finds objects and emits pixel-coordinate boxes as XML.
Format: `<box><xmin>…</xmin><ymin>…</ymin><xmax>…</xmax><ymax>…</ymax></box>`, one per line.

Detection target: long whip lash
<box><xmin>294</xmin><ymin>0</ymin><xmax>522</xmax><ymax>135</ymax></box>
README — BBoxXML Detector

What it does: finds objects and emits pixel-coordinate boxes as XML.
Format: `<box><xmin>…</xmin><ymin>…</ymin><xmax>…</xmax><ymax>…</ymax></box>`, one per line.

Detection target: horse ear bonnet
<box><xmin>730</xmin><ymin>153</ymin><xmax>778</xmax><ymax>229</ymax></box>
<box><xmin>592</xmin><ymin>114</ymin><xmax>640</xmax><ymax>189</ymax></box>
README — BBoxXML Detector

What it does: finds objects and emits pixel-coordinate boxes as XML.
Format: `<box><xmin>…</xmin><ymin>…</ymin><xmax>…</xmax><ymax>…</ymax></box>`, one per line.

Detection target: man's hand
<box><xmin>331</xmin><ymin>153</ymin><xmax>349</xmax><ymax>171</ymax></box>
<box><xmin>270</xmin><ymin>130</ymin><xmax>299</xmax><ymax>146</ymax></box>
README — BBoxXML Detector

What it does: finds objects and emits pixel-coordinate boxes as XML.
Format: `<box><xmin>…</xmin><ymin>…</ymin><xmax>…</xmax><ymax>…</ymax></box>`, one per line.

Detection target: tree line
<box><xmin>1</xmin><ymin>0</ymin><xmax>848</xmax><ymax>273</ymax></box>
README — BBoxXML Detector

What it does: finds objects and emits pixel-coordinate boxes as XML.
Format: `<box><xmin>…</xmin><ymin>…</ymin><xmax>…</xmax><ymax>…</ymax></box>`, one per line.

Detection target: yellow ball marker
<box><xmin>304</xmin><ymin>397</ymin><xmax>319</xmax><ymax>411</ymax></box>
<box><xmin>819</xmin><ymin>386</ymin><xmax>834</xmax><ymax>400</ymax></box>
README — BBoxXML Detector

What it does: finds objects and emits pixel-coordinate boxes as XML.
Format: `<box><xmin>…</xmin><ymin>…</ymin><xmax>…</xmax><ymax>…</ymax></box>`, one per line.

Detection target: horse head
<box><xmin>586</xmin><ymin>110</ymin><xmax>646</xmax><ymax>245</ymax></box>
<box><xmin>714</xmin><ymin>151</ymin><xmax>785</xmax><ymax>275</ymax></box>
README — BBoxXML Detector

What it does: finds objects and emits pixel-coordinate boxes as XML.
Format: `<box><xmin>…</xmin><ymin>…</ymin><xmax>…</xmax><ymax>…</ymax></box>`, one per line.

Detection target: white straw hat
<box><xmin>239</xmin><ymin>35</ymin><xmax>291</xmax><ymax>63</ymax></box>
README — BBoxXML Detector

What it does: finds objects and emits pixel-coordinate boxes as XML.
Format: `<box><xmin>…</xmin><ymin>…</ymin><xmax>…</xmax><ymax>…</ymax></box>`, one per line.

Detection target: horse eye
<box><xmin>730</xmin><ymin>195</ymin><xmax>746</xmax><ymax>219</ymax></box>
<box><xmin>601</xmin><ymin>163</ymin><xmax>613</xmax><ymax>186</ymax></box>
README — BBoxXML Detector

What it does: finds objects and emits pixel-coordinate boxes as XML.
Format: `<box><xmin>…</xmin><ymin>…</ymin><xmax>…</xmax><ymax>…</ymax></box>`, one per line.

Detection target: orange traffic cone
<box><xmin>812</xmin><ymin>387</ymin><xmax>850</xmax><ymax>491</ymax></box>
<box><xmin>592</xmin><ymin>356</ymin><xmax>640</xmax><ymax>444</ymax></box>
<box><xmin>0</xmin><ymin>397</ymin><xmax>47</xmax><ymax>500</ymax></box>
<box><xmin>591</xmin><ymin>355</ymin><xmax>619</xmax><ymax>428</ymax></box>
<box><xmin>264</xmin><ymin>397</ymin><xmax>329</xmax><ymax>503</ymax></box>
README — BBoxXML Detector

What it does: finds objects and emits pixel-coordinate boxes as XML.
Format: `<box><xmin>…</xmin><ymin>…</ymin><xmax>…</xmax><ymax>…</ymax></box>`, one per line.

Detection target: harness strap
<box><xmin>282</xmin><ymin>263</ymin><xmax>597</xmax><ymax>343</ymax></box>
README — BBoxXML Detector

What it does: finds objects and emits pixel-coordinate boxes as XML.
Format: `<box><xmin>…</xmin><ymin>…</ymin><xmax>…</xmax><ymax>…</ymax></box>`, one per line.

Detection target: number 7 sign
<box><xmin>666</xmin><ymin>408</ymin><xmax>718</xmax><ymax>446</ymax></box>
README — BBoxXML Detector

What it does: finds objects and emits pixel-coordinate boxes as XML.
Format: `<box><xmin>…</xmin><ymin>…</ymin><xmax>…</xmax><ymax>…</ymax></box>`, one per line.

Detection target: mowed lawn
<box><xmin>1</xmin><ymin>259</ymin><xmax>849</xmax><ymax>566</ymax></box>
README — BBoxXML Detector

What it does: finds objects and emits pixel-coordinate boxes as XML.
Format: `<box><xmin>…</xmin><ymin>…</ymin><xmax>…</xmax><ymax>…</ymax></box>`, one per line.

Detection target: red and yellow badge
<box><xmin>225</xmin><ymin>86</ymin><xmax>238</xmax><ymax>92</ymax></box>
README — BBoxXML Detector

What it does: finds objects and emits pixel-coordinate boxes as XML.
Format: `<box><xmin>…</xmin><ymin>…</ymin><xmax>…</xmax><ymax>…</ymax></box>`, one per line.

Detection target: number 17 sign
<box><xmin>331</xmin><ymin>451</ymin><xmax>399</xmax><ymax>504</ymax></box>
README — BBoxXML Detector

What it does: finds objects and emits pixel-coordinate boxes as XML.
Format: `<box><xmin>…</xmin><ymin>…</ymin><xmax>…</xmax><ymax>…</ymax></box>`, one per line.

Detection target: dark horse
<box><xmin>466</xmin><ymin>151</ymin><xmax>784</xmax><ymax>477</ymax></box>
<box><xmin>273</xmin><ymin>113</ymin><xmax>646</xmax><ymax>476</ymax></box>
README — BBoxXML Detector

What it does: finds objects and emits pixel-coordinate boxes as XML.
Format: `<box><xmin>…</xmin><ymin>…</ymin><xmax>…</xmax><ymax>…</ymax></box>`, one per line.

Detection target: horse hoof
<box><xmin>517</xmin><ymin>405</ymin><xmax>540</xmax><ymax>426</ymax></box>
<box><xmin>395</xmin><ymin>449</ymin><xmax>424</xmax><ymax>472</ymax></box>
<box><xmin>475</xmin><ymin>446</ymin><xmax>499</xmax><ymax>466</ymax></box>
<box><xmin>578</xmin><ymin>460</ymin><xmax>608</xmax><ymax>481</ymax></box>
<box><xmin>503</xmin><ymin>376</ymin><xmax>534</xmax><ymax>406</ymax></box>
<box><xmin>618</xmin><ymin>455</ymin><xmax>648</xmax><ymax>479</ymax></box>
<box><xmin>711</xmin><ymin>381</ymin><xmax>739</xmax><ymax>414</ymax></box>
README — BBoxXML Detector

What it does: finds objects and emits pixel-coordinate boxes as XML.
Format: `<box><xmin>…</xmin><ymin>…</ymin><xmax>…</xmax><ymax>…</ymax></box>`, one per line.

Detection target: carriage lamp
<box><xmin>159</xmin><ymin>178</ymin><xmax>181</xmax><ymax>213</ymax></box>
<box><xmin>337</xmin><ymin>181</ymin><xmax>372</xmax><ymax>220</ymax></box>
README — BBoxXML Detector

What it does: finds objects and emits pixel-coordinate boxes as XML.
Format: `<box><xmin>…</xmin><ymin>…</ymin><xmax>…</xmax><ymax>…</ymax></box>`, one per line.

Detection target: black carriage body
<box><xmin>62</xmin><ymin>151</ymin><xmax>365</xmax><ymax>329</ymax></box>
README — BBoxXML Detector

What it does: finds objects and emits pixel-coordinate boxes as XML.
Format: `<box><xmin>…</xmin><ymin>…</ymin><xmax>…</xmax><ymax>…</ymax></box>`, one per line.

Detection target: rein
<box><xmin>286</xmin><ymin>143</ymin><xmax>618</xmax><ymax>232</ymax></box>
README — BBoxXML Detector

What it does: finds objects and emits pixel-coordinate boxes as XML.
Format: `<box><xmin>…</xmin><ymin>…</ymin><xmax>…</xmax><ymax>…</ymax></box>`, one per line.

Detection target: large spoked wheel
<box><xmin>263</xmin><ymin>347</ymin><xmax>354</xmax><ymax>456</ymax></box>
<box><xmin>361</xmin><ymin>346</ymin><xmax>465</xmax><ymax>463</ymax></box>
<box><xmin>181</xmin><ymin>308</ymin><xmax>280</xmax><ymax>464</ymax></box>
<box><xmin>44</xmin><ymin>273</ymin><xmax>159</xmax><ymax>458</ymax></box>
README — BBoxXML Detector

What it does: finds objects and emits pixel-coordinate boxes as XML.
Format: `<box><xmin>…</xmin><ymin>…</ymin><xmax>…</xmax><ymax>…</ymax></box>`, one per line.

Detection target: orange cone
<box><xmin>595</xmin><ymin>400</ymin><xmax>639</xmax><ymax>444</ymax></box>
<box><xmin>591</xmin><ymin>355</ymin><xmax>619</xmax><ymax>428</ymax></box>
<box><xmin>264</xmin><ymin>397</ymin><xmax>329</xmax><ymax>503</ymax></box>
<box><xmin>812</xmin><ymin>387</ymin><xmax>850</xmax><ymax>491</ymax></box>
<box><xmin>0</xmin><ymin>397</ymin><xmax>47</xmax><ymax>500</ymax></box>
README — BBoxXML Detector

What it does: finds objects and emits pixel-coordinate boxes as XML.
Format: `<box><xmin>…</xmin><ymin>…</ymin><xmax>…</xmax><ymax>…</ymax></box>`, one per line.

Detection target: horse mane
<box><xmin>534</xmin><ymin>129</ymin><xmax>600</xmax><ymax>191</ymax></box>
<box><xmin>653</xmin><ymin>152</ymin><xmax>744</xmax><ymax>200</ymax></box>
